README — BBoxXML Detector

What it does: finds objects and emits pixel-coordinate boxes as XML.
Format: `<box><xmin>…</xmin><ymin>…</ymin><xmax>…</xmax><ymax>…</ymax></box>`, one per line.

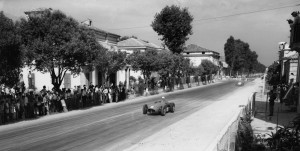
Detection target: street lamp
<box><xmin>278</xmin><ymin>42</ymin><xmax>287</xmax><ymax>50</ymax></box>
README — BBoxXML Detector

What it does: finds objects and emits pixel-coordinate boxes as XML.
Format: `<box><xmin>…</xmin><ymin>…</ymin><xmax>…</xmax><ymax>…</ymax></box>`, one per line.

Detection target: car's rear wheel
<box><xmin>161</xmin><ymin>106</ymin><xmax>166</xmax><ymax>116</ymax></box>
<box><xmin>143</xmin><ymin>104</ymin><xmax>148</xmax><ymax>114</ymax></box>
<box><xmin>170</xmin><ymin>103</ymin><xmax>175</xmax><ymax>113</ymax></box>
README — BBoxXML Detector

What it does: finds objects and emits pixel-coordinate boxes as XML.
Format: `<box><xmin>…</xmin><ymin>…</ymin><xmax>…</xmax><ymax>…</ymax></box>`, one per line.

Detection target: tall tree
<box><xmin>224</xmin><ymin>36</ymin><xmax>236</xmax><ymax>75</ymax></box>
<box><xmin>0</xmin><ymin>11</ymin><xmax>23</xmax><ymax>88</ymax></box>
<box><xmin>151</xmin><ymin>5</ymin><xmax>193</xmax><ymax>54</ymax></box>
<box><xmin>19</xmin><ymin>9</ymin><xmax>102</xmax><ymax>91</ymax></box>
<box><xmin>95</xmin><ymin>50</ymin><xmax>126</xmax><ymax>84</ymax></box>
<box><xmin>224</xmin><ymin>36</ymin><xmax>263</xmax><ymax>76</ymax></box>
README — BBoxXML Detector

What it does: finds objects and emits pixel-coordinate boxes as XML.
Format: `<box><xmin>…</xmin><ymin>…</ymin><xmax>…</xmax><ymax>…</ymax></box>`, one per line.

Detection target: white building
<box><xmin>182</xmin><ymin>44</ymin><xmax>221</xmax><ymax>67</ymax></box>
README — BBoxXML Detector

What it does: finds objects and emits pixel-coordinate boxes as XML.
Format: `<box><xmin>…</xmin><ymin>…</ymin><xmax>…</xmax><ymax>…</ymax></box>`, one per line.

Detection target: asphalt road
<box><xmin>0</xmin><ymin>80</ymin><xmax>244</xmax><ymax>151</ymax></box>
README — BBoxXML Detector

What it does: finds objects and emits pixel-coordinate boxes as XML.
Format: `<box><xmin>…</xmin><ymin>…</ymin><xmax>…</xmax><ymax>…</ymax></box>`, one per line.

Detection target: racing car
<box><xmin>236</xmin><ymin>81</ymin><xmax>244</xmax><ymax>86</ymax></box>
<box><xmin>142</xmin><ymin>97</ymin><xmax>175</xmax><ymax>116</ymax></box>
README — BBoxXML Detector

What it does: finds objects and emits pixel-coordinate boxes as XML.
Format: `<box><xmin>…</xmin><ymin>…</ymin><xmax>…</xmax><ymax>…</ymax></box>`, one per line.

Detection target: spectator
<box><xmin>82</xmin><ymin>85</ymin><xmax>87</xmax><ymax>108</ymax></box>
<box><xmin>103</xmin><ymin>87</ymin><xmax>108</xmax><ymax>103</ymax></box>
<box><xmin>268</xmin><ymin>89</ymin><xmax>277</xmax><ymax>116</ymax></box>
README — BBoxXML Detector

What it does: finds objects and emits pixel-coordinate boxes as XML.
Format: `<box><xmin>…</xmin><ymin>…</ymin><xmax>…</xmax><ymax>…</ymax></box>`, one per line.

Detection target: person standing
<box><xmin>103</xmin><ymin>87</ymin><xmax>108</xmax><ymax>104</ymax></box>
<box><xmin>268</xmin><ymin>89</ymin><xmax>277</xmax><ymax>116</ymax></box>
<box><xmin>82</xmin><ymin>86</ymin><xmax>87</xmax><ymax>108</ymax></box>
<box><xmin>24</xmin><ymin>93</ymin><xmax>29</xmax><ymax>118</ymax></box>
<box><xmin>28</xmin><ymin>71</ymin><xmax>33</xmax><ymax>89</ymax></box>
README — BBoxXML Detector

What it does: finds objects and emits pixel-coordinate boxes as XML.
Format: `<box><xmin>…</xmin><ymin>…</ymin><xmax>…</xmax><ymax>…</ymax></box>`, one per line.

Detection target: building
<box><xmin>182</xmin><ymin>44</ymin><xmax>220</xmax><ymax>67</ymax></box>
<box><xmin>219</xmin><ymin>56</ymin><xmax>229</xmax><ymax>77</ymax></box>
<box><xmin>117</xmin><ymin>38</ymin><xmax>163</xmax><ymax>89</ymax></box>
<box><xmin>79</xmin><ymin>19</ymin><xmax>121</xmax><ymax>87</ymax></box>
<box><xmin>24</xmin><ymin>7</ymin><xmax>52</xmax><ymax>18</ymax></box>
<box><xmin>182</xmin><ymin>44</ymin><xmax>222</xmax><ymax>78</ymax></box>
<box><xmin>283</xmin><ymin>52</ymin><xmax>298</xmax><ymax>85</ymax></box>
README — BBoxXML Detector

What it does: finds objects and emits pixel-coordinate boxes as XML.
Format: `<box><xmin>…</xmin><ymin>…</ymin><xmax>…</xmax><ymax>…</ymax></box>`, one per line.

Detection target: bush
<box><xmin>136</xmin><ymin>77</ymin><xmax>145</xmax><ymax>96</ymax></box>
<box><xmin>236</xmin><ymin>113</ymin><xmax>254</xmax><ymax>151</ymax></box>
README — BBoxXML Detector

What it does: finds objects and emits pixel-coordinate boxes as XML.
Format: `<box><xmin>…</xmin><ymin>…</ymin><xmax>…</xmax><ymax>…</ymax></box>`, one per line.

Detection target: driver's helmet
<box><xmin>162</xmin><ymin>96</ymin><xmax>166</xmax><ymax>101</ymax></box>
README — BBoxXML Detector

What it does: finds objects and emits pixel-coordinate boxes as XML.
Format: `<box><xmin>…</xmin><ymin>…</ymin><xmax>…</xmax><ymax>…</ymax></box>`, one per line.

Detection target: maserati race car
<box><xmin>142</xmin><ymin>97</ymin><xmax>175</xmax><ymax>116</ymax></box>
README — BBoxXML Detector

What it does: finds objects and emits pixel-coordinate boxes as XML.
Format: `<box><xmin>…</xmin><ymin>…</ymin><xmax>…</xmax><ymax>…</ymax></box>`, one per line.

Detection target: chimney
<box><xmin>89</xmin><ymin>20</ymin><xmax>92</xmax><ymax>26</ymax></box>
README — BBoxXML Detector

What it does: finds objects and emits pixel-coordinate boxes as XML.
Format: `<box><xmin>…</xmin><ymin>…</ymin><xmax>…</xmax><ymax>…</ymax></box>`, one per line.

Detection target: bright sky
<box><xmin>1</xmin><ymin>0</ymin><xmax>299</xmax><ymax>66</ymax></box>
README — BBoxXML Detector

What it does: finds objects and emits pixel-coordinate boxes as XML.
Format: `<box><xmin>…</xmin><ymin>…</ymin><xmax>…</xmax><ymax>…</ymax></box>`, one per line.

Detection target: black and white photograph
<box><xmin>0</xmin><ymin>0</ymin><xmax>300</xmax><ymax>150</ymax></box>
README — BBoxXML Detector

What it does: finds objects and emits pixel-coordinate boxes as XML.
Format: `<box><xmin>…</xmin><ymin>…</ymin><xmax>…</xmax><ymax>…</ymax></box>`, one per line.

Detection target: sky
<box><xmin>1</xmin><ymin>0</ymin><xmax>299</xmax><ymax>66</ymax></box>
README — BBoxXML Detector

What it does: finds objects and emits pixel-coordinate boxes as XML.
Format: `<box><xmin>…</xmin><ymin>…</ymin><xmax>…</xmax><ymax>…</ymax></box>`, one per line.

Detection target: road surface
<box><xmin>0</xmin><ymin>80</ymin><xmax>244</xmax><ymax>151</ymax></box>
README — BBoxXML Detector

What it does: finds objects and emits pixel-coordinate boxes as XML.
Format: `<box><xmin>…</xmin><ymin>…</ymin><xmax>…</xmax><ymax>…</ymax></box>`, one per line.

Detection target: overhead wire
<box><xmin>106</xmin><ymin>2</ymin><xmax>300</xmax><ymax>31</ymax></box>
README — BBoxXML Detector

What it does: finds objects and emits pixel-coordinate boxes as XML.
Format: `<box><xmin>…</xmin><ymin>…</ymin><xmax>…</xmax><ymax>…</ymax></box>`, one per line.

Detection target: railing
<box><xmin>207</xmin><ymin>92</ymin><xmax>257</xmax><ymax>151</ymax></box>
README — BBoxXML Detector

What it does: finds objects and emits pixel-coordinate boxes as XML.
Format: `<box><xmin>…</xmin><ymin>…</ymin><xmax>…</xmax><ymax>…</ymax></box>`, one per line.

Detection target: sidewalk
<box><xmin>124</xmin><ymin>79</ymin><xmax>258</xmax><ymax>151</ymax></box>
<box><xmin>251</xmin><ymin>84</ymin><xmax>300</xmax><ymax>139</ymax></box>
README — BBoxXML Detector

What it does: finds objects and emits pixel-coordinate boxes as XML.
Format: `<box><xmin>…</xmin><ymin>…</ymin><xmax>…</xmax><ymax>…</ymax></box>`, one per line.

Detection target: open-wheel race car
<box><xmin>142</xmin><ymin>97</ymin><xmax>175</xmax><ymax>116</ymax></box>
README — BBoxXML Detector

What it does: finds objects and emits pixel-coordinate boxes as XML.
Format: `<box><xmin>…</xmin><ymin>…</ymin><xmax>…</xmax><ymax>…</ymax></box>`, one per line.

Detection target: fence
<box><xmin>208</xmin><ymin>92</ymin><xmax>257</xmax><ymax>151</ymax></box>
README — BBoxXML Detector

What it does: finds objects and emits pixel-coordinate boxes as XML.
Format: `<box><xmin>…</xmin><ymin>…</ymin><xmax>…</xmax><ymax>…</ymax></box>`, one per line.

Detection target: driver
<box><xmin>161</xmin><ymin>96</ymin><xmax>167</xmax><ymax>103</ymax></box>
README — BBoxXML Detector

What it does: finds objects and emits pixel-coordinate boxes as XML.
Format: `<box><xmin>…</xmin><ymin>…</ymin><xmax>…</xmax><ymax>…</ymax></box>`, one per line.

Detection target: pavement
<box><xmin>251</xmin><ymin>81</ymin><xmax>300</xmax><ymax>140</ymax></box>
<box><xmin>124</xmin><ymin>79</ymin><xmax>258</xmax><ymax>151</ymax></box>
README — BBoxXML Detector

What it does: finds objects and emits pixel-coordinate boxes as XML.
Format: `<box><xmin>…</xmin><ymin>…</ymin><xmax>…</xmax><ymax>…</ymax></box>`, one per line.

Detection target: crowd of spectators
<box><xmin>0</xmin><ymin>83</ymin><xmax>127</xmax><ymax>125</ymax></box>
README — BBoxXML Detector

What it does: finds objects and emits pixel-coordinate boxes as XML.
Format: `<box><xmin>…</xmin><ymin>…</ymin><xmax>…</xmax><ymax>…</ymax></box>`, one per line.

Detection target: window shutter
<box><xmin>64</xmin><ymin>73</ymin><xmax>71</xmax><ymax>89</ymax></box>
<box><xmin>32</xmin><ymin>73</ymin><xmax>35</xmax><ymax>89</ymax></box>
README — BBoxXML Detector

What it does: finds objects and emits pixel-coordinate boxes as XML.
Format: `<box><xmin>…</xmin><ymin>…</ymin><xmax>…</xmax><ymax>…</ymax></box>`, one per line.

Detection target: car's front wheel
<box><xmin>170</xmin><ymin>103</ymin><xmax>175</xmax><ymax>113</ymax></box>
<box><xmin>161</xmin><ymin>106</ymin><xmax>166</xmax><ymax>116</ymax></box>
<box><xmin>143</xmin><ymin>104</ymin><xmax>148</xmax><ymax>114</ymax></box>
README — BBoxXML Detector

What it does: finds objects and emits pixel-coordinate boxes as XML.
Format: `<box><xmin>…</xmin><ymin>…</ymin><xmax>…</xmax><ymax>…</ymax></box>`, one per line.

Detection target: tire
<box><xmin>160</xmin><ymin>106</ymin><xmax>166</xmax><ymax>116</ymax></box>
<box><xmin>170</xmin><ymin>103</ymin><xmax>175</xmax><ymax>113</ymax></box>
<box><xmin>143</xmin><ymin>104</ymin><xmax>148</xmax><ymax>114</ymax></box>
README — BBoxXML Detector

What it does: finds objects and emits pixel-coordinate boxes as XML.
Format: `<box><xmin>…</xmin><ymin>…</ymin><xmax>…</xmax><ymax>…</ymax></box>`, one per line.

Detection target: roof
<box><xmin>86</xmin><ymin>26</ymin><xmax>120</xmax><ymax>38</ymax></box>
<box><xmin>117</xmin><ymin>38</ymin><xmax>161</xmax><ymax>49</ymax></box>
<box><xmin>184</xmin><ymin>44</ymin><xmax>219</xmax><ymax>54</ymax></box>
<box><xmin>24</xmin><ymin>8</ymin><xmax>52</xmax><ymax>14</ymax></box>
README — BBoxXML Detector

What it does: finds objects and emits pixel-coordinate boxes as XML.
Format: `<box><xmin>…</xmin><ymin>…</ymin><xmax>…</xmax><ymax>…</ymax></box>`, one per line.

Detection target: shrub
<box><xmin>236</xmin><ymin>113</ymin><xmax>254</xmax><ymax>151</ymax></box>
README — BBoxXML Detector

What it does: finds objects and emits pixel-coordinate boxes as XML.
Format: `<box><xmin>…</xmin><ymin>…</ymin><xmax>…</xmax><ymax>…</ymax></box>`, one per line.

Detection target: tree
<box><xmin>266</xmin><ymin>62</ymin><xmax>281</xmax><ymax>86</ymax></box>
<box><xmin>126</xmin><ymin>49</ymin><xmax>160</xmax><ymax>86</ymax></box>
<box><xmin>0</xmin><ymin>11</ymin><xmax>23</xmax><ymax>88</ymax></box>
<box><xmin>151</xmin><ymin>5</ymin><xmax>193</xmax><ymax>54</ymax></box>
<box><xmin>157</xmin><ymin>52</ymin><xmax>189</xmax><ymax>90</ymax></box>
<box><xmin>94</xmin><ymin>50</ymin><xmax>126</xmax><ymax>84</ymax></box>
<box><xmin>254</xmin><ymin>62</ymin><xmax>266</xmax><ymax>73</ymax></box>
<box><xmin>19</xmin><ymin>9</ymin><xmax>102</xmax><ymax>91</ymax></box>
<box><xmin>195</xmin><ymin>65</ymin><xmax>205</xmax><ymax>76</ymax></box>
<box><xmin>201</xmin><ymin>60</ymin><xmax>218</xmax><ymax>82</ymax></box>
<box><xmin>224</xmin><ymin>36</ymin><xmax>264</xmax><ymax>76</ymax></box>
